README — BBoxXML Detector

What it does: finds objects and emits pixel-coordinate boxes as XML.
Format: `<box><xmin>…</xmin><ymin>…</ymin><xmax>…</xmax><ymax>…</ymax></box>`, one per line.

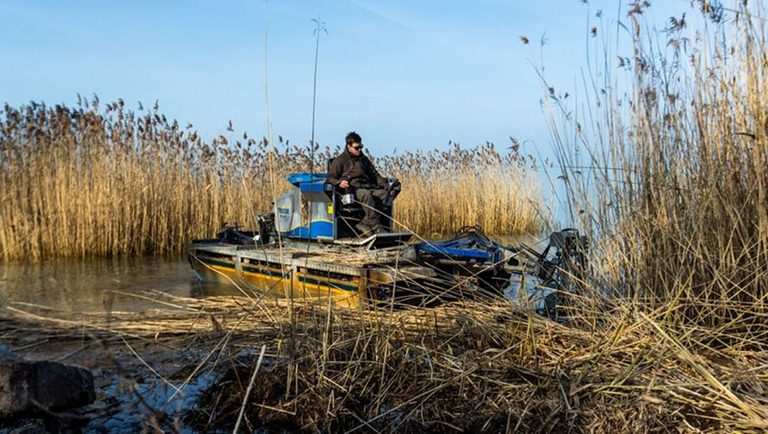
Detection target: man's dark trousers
<box><xmin>355</xmin><ymin>188</ymin><xmax>389</xmax><ymax>229</ymax></box>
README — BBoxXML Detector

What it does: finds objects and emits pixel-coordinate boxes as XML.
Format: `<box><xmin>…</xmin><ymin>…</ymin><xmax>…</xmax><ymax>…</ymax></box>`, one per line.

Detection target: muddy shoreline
<box><xmin>1</xmin><ymin>332</ymin><xmax>227</xmax><ymax>433</ymax></box>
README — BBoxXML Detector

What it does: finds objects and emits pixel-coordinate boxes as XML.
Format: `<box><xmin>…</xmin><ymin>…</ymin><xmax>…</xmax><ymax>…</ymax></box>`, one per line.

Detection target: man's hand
<box><xmin>338</xmin><ymin>180</ymin><xmax>350</xmax><ymax>189</ymax></box>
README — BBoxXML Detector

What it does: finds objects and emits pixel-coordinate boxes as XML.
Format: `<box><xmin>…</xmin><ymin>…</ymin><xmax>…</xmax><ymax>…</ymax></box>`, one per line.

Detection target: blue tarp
<box><xmin>287</xmin><ymin>173</ymin><xmax>328</xmax><ymax>187</ymax></box>
<box><xmin>415</xmin><ymin>233</ymin><xmax>504</xmax><ymax>264</ymax></box>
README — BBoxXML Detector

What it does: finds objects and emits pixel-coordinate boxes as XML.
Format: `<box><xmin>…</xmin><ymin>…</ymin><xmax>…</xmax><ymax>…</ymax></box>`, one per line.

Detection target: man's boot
<box><xmin>355</xmin><ymin>222</ymin><xmax>373</xmax><ymax>236</ymax></box>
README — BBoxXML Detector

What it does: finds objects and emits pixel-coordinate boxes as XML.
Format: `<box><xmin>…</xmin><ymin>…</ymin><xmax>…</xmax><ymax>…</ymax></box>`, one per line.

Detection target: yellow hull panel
<box><xmin>192</xmin><ymin>258</ymin><xmax>362</xmax><ymax>308</ymax></box>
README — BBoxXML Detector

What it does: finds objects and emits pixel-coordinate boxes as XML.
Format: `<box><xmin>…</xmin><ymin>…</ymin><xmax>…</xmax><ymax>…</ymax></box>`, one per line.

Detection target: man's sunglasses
<box><xmin>348</xmin><ymin>144</ymin><xmax>363</xmax><ymax>150</ymax></box>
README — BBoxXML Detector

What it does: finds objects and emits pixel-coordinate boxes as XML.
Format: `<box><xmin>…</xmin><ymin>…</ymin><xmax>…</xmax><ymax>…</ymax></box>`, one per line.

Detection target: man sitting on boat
<box><xmin>326</xmin><ymin>131</ymin><xmax>393</xmax><ymax>236</ymax></box>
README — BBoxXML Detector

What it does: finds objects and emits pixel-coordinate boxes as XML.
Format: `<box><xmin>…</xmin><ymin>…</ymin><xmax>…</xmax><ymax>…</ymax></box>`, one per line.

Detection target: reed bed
<box><xmin>545</xmin><ymin>0</ymin><xmax>768</xmax><ymax>324</ymax></box>
<box><xmin>531</xmin><ymin>0</ymin><xmax>768</xmax><ymax>428</ymax></box>
<box><xmin>380</xmin><ymin>142</ymin><xmax>542</xmax><ymax>237</ymax></box>
<box><xmin>0</xmin><ymin>102</ymin><xmax>542</xmax><ymax>261</ymax></box>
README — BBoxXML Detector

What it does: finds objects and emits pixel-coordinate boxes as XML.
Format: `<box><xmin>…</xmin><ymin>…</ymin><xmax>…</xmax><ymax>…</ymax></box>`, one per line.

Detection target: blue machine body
<box><xmin>273</xmin><ymin>172</ymin><xmax>403</xmax><ymax>242</ymax></box>
<box><xmin>414</xmin><ymin>231</ymin><xmax>505</xmax><ymax>264</ymax></box>
<box><xmin>274</xmin><ymin>173</ymin><xmax>336</xmax><ymax>240</ymax></box>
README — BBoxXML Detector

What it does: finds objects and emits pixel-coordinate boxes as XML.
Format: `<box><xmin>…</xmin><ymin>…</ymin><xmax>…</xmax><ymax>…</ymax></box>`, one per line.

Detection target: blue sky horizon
<box><xmin>0</xmin><ymin>0</ymin><xmax>690</xmax><ymax>158</ymax></box>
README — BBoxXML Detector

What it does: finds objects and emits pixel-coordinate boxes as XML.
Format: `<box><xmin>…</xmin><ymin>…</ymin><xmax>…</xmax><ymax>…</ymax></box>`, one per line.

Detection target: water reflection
<box><xmin>0</xmin><ymin>256</ymin><xmax>233</xmax><ymax>314</ymax></box>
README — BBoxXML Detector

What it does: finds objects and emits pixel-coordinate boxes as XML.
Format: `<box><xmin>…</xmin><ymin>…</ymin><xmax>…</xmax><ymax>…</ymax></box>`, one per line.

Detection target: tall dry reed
<box><xmin>0</xmin><ymin>100</ymin><xmax>543</xmax><ymax>261</ymax></box>
<box><xmin>510</xmin><ymin>0</ymin><xmax>768</xmax><ymax>429</ymax></box>
<box><xmin>547</xmin><ymin>1</ymin><xmax>768</xmax><ymax>326</ymax></box>
<box><xmin>381</xmin><ymin>141</ymin><xmax>543</xmax><ymax>236</ymax></box>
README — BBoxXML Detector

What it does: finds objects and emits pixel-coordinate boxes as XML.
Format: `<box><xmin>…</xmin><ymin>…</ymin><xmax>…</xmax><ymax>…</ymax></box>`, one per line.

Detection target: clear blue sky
<box><xmin>0</xmin><ymin>0</ymin><xmax>687</xmax><ymax>156</ymax></box>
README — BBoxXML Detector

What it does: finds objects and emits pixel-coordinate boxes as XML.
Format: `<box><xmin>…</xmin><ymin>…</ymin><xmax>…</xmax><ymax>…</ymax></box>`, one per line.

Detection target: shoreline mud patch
<box><xmin>184</xmin><ymin>355</ymin><xmax>301</xmax><ymax>432</ymax></box>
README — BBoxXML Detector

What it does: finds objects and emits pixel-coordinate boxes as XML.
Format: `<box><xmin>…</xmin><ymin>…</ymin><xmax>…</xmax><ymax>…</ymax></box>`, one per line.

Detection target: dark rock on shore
<box><xmin>0</xmin><ymin>347</ymin><xmax>95</xmax><ymax>418</ymax></box>
<box><xmin>5</xmin><ymin>418</ymin><xmax>47</xmax><ymax>434</ymax></box>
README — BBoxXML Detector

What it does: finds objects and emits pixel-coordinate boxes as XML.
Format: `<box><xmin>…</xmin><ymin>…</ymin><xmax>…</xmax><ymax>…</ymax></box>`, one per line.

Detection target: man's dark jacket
<box><xmin>326</xmin><ymin>150</ymin><xmax>388</xmax><ymax>189</ymax></box>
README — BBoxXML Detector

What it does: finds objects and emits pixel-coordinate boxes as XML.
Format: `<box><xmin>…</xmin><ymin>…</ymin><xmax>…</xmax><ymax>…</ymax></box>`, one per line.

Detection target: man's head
<box><xmin>345</xmin><ymin>131</ymin><xmax>363</xmax><ymax>156</ymax></box>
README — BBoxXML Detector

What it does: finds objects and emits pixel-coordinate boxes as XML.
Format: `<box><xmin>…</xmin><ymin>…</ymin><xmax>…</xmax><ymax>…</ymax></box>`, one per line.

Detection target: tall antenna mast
<box><xmin>310</xmin><ymin>17</ymin><xmax>328</xmax><ymax>172</ymax></box>
<box><xmin>264</xmin><ymin>1</ymin><xmax>273</xmax><ymax>147</ymax></box>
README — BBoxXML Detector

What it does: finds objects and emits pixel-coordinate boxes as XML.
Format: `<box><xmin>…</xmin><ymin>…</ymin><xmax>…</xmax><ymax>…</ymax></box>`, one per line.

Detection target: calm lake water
<box><xmin>0</xmin><ymin>256</ymin><xmax>230</xmax><ymax>314</ymax></box>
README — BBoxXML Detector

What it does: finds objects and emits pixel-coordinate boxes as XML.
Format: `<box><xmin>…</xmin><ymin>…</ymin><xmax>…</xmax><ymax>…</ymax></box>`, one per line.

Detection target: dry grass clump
<box><xmin>2</xmin><ymin>293</ymin><xmax>767</xmax><ymax>432</ymax></box>
<box><xmin>0</xmin><ymin>101</ymin><xmax>542</xmax><ymax>261</ymax></box>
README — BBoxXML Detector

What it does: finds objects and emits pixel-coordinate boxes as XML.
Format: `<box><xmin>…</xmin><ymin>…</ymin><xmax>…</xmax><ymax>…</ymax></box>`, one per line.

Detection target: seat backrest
<box><xmin>327</xmin><ymin>158</ymin><xmax>334</xmax><ymax>173</ymax></box>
